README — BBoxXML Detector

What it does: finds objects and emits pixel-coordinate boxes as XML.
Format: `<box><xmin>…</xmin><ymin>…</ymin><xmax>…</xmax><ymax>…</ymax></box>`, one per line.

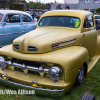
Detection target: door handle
<box><xmin>96</xmin><ymin>33</ymin><xmax>98</xmax><ymax>35</ymax></box>
<box><xmin>20</xmin><ymin>23</ymin><xmax>23</xmax><ymax>25</ymax></box>
<box><xmin>2</xmin><ymin>22</ymin><xmax>6</xmax><ymax>26</ymax></box>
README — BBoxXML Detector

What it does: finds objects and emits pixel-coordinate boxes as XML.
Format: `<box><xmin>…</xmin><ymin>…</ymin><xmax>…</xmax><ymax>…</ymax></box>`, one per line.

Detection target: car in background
<box><xmin>94</xmin><ymin>14</ymin><xmax>100</xmax><ymax>24</ymax></box>
<box><xmin>0</xmin><ymin>10</ymin><xmax>37</xmax><ymax>47</ymax></box>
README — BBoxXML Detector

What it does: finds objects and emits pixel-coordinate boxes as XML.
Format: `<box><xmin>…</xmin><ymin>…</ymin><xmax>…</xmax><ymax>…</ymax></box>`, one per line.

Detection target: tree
<box><xmin>96</xmin><ymin>8</ymin><xmax>100</xmax><ymax>13</ymax></box>
<box><xmin>17</xmin><ymin>0</ymin><xmax>26</xmax><ymax>3</ymax></box>
<box><xmin>0</xmin><ymin>0</ymin><xmax>17</xmax><ymax>8</ymax></box>
<box><xmin>27</xmin><ymin>2</ymin><xmax>50</xmax><ymax>9</ymax></box>
<box><xmin>10</xmin><ymin>3</ymin><xmax>24</xmax><ymax>11</ymax></box>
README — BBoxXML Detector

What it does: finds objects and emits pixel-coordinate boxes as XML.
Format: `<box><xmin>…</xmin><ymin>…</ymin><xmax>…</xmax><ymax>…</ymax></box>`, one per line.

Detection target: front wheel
<box><xmin>74</xmin><ymin>64</ymin><xmax>84</xmax><ymax>86</ymax></box>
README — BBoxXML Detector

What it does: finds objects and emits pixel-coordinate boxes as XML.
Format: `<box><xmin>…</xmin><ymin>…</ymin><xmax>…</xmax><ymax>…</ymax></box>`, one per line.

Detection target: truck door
<box><xmin>82</xmin><ymin>15</ymin><xmax>97</xmax><ymax>59</ymax></box>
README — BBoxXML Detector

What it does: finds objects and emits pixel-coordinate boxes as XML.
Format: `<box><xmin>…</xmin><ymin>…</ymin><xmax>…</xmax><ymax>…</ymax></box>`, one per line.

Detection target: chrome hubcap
<box><xmin>78</xmin><ymin>65</ymin><xmax>84</xmax><ymax>83</ymax></box>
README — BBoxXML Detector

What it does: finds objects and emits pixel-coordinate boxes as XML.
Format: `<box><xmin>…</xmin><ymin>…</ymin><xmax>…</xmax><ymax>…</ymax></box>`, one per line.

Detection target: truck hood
<box><xmin>13</xmin><ymin>27</ymin><xmax>82</xmax><ymax>53</ymax></box>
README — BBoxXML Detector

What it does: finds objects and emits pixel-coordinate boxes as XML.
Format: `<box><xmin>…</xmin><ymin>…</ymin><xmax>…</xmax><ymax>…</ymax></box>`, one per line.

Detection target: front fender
<box><xmin>41</xmin><ymin>46</ymin><xmax>88</xmax><ymax>92</ymax></box>
<box><xmin>41</xmin><ymin>46</ymin><xmax>88</xmax><ymax>71</ymax></box>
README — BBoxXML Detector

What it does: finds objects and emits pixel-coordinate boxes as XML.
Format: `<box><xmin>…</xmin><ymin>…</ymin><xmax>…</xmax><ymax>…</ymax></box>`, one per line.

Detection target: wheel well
<box><xmin>83</xmin><ymin>62</ymin><xmax>87</xmax><ymax>76</ymax></box>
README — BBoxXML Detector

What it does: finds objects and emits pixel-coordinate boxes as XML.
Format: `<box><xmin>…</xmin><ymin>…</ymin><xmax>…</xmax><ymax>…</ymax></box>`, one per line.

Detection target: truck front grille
<box><xmin>15</xmin><ymin>67</ymin><xmax>40</xmax><ymax>76</ymax></box>
<box><xmin>4</xmin><ymin>57</ymin><xmax>49</xmax><ymax>79</ymax></box>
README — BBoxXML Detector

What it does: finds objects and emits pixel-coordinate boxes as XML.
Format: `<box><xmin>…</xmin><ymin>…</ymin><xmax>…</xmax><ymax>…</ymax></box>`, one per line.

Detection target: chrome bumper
<box><xmin>0</xmin><ymin>77</ymin><xmax>65</xmax><ymax>96</ymax></box>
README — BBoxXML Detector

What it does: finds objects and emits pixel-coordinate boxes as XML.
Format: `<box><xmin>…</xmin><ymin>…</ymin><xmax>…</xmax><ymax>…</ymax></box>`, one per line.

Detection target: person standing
<box><xmin>56</xmin><ymin>4</ymin><xmax>62</xmax><ymax>10</ymax></box>
<box><xmin>65</xmin><ymin>5</ymin><xmax>70</xmax><ymax>9</ymax></box>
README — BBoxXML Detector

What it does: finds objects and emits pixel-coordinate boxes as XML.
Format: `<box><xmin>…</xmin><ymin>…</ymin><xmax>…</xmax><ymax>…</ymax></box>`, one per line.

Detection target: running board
<box><xmin>88</xmin><ymin>55</ymin><xmax>100</xmax><ymax>72</ymax></box>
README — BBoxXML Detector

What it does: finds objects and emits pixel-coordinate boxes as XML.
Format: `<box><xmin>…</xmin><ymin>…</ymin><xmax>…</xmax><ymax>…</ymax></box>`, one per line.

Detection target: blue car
<box><xmin>0</xmin><ymin>10</ymin><xmax>37</xmax><ymax>47</ymax></box>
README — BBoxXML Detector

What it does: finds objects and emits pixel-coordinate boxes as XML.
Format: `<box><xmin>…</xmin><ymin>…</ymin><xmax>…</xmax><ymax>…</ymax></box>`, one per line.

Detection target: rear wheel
<box><xmin>75</xmin><ymin>64</ymin><xmax>84</xmax><ymax>86</ymax></box>
<box><xmin>81</xmin><ymin>94</ymin><xmax>96</xmax><ymax>100</ymax></box>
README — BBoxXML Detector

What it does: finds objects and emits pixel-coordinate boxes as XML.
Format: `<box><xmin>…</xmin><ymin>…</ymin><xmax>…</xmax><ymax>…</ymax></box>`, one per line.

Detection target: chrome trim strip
<box><xmin>5</xmin><ymin>31</ymin><xmax>26</xmax><ymax>35</ymax></box>
<box><xmin>13</xmin><ymin>63</ymin><xmax>22</xmax><ymax>68</ymax></box>
<box><xmin>0</xmin><ymin>77</ymin><xmax>65</xmax><ymax>96</ymax></box>
<box><xmin>52</xmin><ymin>42</ymin><xmax>76</xmax><ymax>49</ymax></box>
<box><xmin>27</xmin><ymin>66</ymin><xmax>39</xmax><ymax>71</ymax></box>
<box><xmin>44</xmin><ymin>69</ymin><xmax>49</xmax><ymax>72</ymax></box>
<box><xmin>6</xmin><ymin>61</ymin><xmax>49</xmax><ymax>73</ymax></box>
<box><xmin>0</xmin><ymin>34</ymin><xmax>4</xmax><ymax>36</ymax></box>
<box><xmin>57</xmin><ymin>38</ymin><xmax>76</xmax><ymax>44</ymax></box>
<box><xmin>28</xmin><ymin>45</ymin><xmax>38</xmax><ymax>52</ymax></box>
<box><xmin>0</xmin><ymin>31</ymin><xmax>29</xmax><ymax>36</ymax></box>
<box><xmin>52</xmin><ymin>38</ymin><xmax>76</xmax><ymax>49</ymax></box>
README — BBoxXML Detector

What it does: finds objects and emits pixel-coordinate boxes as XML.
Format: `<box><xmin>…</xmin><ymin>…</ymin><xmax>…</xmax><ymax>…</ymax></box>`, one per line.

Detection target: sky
<box><xmin>26</xmin><ymin>0</ymin><xmax>64</xmax><ymax>3</ymax></box>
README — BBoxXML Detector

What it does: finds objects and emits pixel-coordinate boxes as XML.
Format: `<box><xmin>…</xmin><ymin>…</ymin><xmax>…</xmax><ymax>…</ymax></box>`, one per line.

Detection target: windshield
<box><xmin>0</xmin><ymin>14</ymin><xmax>3</xmax><ymax>22</ymax></box>
<box><xmin>39</xmin><ymin>16</ymin><xmax>80</xmax><ymax>28</ymax></box>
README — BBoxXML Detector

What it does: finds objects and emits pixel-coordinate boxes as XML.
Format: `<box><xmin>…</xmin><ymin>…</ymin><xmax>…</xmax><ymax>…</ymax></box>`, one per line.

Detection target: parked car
<box><xmin>94</xmin><ymin>14</ymin><xmax>100</xmax><ymax>24</ymax></box>
<box><xmin>0</xmin><ymin>10</ymin><xmax>100</xmax><ymax>96</ymax></box>
<box><xmin>0</xmin><ymin>10</ymin><xmax>37</xmax><ymax>47</ymax></box>
<box><xmin>95</xmin><ymin>20</ymin><xmax>100</xmax><ymax>30</ymax></box>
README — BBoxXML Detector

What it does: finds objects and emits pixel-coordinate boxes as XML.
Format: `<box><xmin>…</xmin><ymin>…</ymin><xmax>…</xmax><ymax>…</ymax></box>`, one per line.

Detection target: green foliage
<box><xmin>26</xmin><ymin>2</ymin><xmax>50</xmax><ymax>9</ymax></box>
<box><xmin>96</xmin><ymin>8</ymin><xmax>100</xmax><ymax>13</ymax></box>
<box><xmin>10</xmin><ymin>3</ymin><xmax>24</xmax><ymax>11</ymax></box>
<box><xmin>0</xmin><ymin>0</ymin><xmax>17</xmax><ymax>8</ymax></box>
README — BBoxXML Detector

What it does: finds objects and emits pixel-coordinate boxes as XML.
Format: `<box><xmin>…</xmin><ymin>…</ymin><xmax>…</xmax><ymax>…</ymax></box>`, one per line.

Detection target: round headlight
<box><xmin>0</xmin><ymin>57</ymin><xmax>5</xmax><ymax>68</ymax></box>
<box><xmin>49</xmin><ymin>66</ymin><xmax>61</xmax><ymax>80</ymax></box>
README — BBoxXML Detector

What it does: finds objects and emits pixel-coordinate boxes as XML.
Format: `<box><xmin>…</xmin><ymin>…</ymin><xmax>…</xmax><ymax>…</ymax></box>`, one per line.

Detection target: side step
<box><xmin>88</xmin><ymin>55</ymin><xmax>100</xmax><ymax>72</ymax></box>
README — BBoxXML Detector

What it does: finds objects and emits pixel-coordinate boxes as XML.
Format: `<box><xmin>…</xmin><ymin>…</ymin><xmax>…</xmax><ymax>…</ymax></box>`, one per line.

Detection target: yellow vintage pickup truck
<box><xmin>0</xmin><ymin>10</ymin><xmax>99</xmax><ymax>96</ymax></box>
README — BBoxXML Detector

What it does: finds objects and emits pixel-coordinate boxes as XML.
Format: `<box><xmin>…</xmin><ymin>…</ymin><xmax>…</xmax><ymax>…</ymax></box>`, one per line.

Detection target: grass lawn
<box><xmin>0</xmin><ymin>59</ymin><xmax>100</xmax><ymax>100</ymax></box>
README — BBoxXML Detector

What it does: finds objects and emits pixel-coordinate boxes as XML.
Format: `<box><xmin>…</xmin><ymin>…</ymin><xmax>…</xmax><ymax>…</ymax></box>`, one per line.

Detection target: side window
<box><xmin>4</xmin><ymin>14</ymin><xmax>20</xmax><ymax>23</ymax></box>
<box><xmin>39</xmin><ymin>17</ymin><xmax>49</xmax><ymax>26</ymax></box>
<box><xmin>95</xmin><ymin>16</ymin><xmax>98</xmax><ymax>19</ymax></box>
<box><xmin>84</xmin><ymin>16</ymin><xmax>94</xmax><ymax>28</ymax></box>
<box><xmin>95</xmin><ymin>16</ymin><xmax>100</xmax><ymax>19</ymax></box>
<box><xmin>4</xmin><ymin>16</ymin><xmax>9</xmax><ymax>23</ymax></box>
<box><xmin>21</xmin><ymin>15</ymin><xmax>32</xmax><ymax>22</ymax></box>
